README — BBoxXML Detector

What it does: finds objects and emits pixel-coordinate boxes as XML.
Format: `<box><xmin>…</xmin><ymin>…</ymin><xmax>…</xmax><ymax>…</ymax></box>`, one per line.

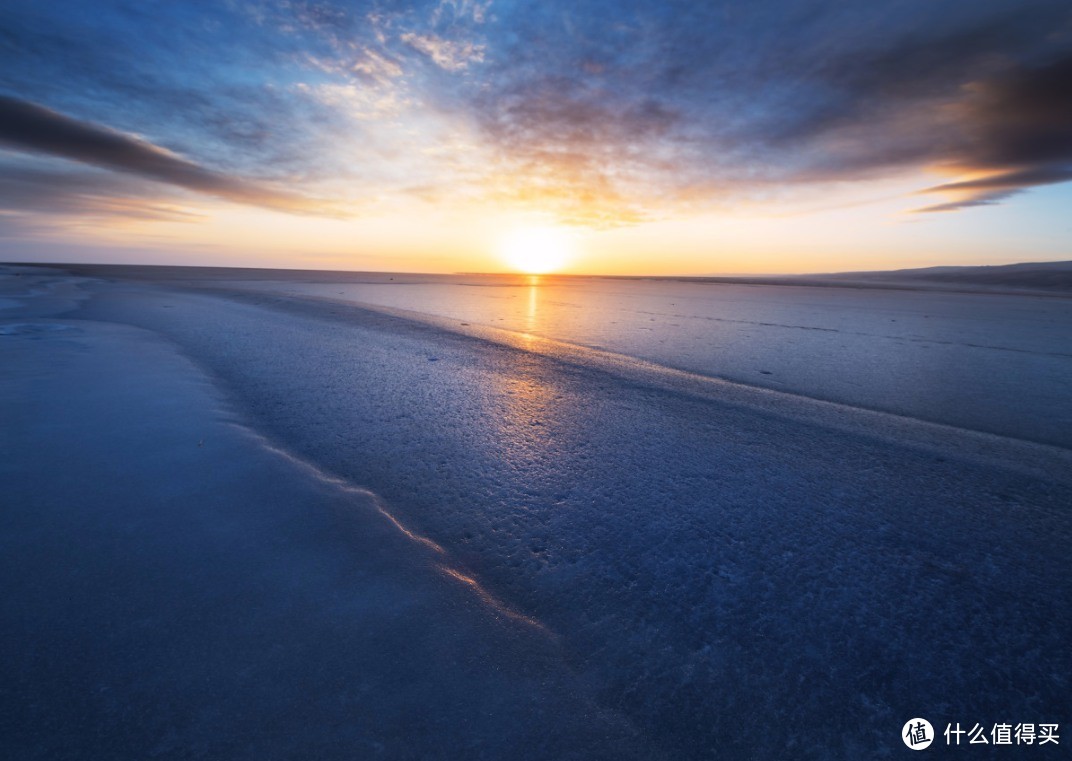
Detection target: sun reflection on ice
<box><xmin>525</xmin><ymin>275</ymin><xmax>539</xmax><ymax>334</ymax></box>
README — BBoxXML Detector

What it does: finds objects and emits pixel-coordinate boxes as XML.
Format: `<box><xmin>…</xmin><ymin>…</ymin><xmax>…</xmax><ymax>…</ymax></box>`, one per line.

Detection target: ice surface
<box><xmin>0</xmin><ymin>296</ymin><xmax>649</xmax><ymax>760</ymax></box>
<box><xmin>5</xmin><ymin>266</ymin><xmax>1071</xmax><ymax>759</ymax></box>
<box><xmin>230</xmin><ymin>275</ymin><xmax>1072</xmax><ymax>447</ymax></box>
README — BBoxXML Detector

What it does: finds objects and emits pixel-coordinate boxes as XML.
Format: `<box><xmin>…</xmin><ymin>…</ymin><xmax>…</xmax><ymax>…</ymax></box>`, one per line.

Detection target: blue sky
<box><xmin>1</xmin><ymin>0</ymin><xmax>1070</xmax><ymax>273</ymax></box>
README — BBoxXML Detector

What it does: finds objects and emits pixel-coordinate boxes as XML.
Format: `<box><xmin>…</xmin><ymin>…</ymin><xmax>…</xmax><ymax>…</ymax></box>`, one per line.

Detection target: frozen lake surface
<box><xmin>4</xmin><ymin>265</ymin><xmax>1071</xmax><ymax>759</ymax></box>
<box><xmin>233</xmin><ymin>274</ymin><xmax>1072</xmax><ymax>447</ymax></box>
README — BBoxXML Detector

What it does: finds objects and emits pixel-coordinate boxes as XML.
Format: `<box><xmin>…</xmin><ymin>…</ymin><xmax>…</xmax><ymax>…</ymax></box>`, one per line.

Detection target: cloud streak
<box><xmin>916</xmin><ymin>166</ymin><xmax>1072</xmax><ymax>212</ymax></box>
<box><xmin>0</xmin><ymin>94</ymin><xmax>323</xmax><ymax>214</ymax></box>
<box><xmin>0</xmin><ymin>161</ymin><xmax>204</xmax><ymax>221</ymax></box>
<box><xmin>914</xmin><ymin>55</ymin><xmax>1072</xmax><ymax>210</ymax></box>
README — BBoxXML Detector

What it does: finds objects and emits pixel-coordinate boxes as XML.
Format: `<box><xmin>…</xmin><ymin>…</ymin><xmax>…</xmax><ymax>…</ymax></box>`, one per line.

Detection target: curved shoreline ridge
<box><xmin>3</xmin><ymin>265</ymin><xmax>1069</xmax><ymax>759</ymax></box>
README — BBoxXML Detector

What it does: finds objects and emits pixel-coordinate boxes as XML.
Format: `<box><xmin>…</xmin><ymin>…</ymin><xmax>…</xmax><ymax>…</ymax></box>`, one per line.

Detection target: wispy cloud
<box><xmin>401</xmin><ymin>33</ymin><xmax>484</xmax><ymax>71</ymax></box>
<box><xmin>462</xmin><ymin>2</ymin><xmax>1072</xmax><ymax>219</ymax></box>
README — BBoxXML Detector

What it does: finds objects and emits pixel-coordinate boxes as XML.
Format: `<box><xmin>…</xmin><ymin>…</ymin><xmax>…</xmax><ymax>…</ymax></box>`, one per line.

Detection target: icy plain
<box><xmin>2</xmin><ymin>265</ymin><xmax>1070</xmax><ymax>759</ymax></box>
<box><xmin>229</xmin><ymin>273</ymin><xmax>1072</xmax><ymax>448</ymax></box>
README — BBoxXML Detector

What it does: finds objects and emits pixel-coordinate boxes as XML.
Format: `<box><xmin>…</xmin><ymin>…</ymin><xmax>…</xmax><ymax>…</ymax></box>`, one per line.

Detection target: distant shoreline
<box><xmin>4</xmin><ymin>260</ymin><xmax>1071</xmax><ymax>298</ymax></box>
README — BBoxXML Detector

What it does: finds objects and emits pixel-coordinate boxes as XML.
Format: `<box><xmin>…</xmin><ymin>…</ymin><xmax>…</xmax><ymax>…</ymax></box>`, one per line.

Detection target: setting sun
<box><xmin>498</xmin><ymin>226</ymin><xmax>575</xmax><ymax>274</ymax></box>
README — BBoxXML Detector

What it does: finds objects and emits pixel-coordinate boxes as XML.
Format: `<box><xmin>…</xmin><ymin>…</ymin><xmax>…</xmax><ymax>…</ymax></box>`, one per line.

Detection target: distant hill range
<box><xmin>677</xmin><ymin>260</ymin><xmax>1072</xmax><ymax>294</ymax></box>
<box><xmin>813</xmin><ymin>260</ymin><xmax>1072</xmax><ymax>291</ymax></box>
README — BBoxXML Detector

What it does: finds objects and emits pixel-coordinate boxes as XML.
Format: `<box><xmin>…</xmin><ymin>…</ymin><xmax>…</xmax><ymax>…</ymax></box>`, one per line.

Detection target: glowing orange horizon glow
<box><xmin>18</xmin><ymin>168</ymin><xmax>1070</xmax><ymax>276</ymax></box>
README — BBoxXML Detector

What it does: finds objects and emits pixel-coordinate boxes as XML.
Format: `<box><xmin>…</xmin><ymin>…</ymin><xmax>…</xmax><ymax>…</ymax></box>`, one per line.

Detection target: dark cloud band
<box><xmin>0</xmin><ymin>94</ymin><xmax>320</xmax><ymax>214</ymax></box>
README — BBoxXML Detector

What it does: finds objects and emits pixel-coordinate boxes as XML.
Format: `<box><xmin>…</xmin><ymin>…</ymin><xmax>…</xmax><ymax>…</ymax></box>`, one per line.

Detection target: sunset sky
<box><xmin>1</xmin><ymin>0</ymin><xmax>1071</xmax><ymax>275</ymax></box>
